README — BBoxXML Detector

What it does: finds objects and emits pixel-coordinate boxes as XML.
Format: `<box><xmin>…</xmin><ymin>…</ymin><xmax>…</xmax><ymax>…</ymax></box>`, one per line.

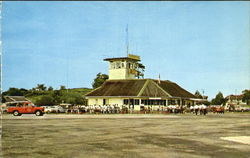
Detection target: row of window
<box><xmin>123</xmin><ymin>99</ymin><xmax>140</xmax><ymax>105</ymax></box>
<box><xmin>142</xmin><ymin>100</ymin><xmax>166</xmax><ymax>105</ymax></box>
<box><xmin>123</xmin><ymin>99</ymin><xmax>186</xmax><ymax>106</ymax></box>
<box><xmin>110</xmin><ymin>61</ymin><xmax>138</xmax><ymax>69</ymax></box>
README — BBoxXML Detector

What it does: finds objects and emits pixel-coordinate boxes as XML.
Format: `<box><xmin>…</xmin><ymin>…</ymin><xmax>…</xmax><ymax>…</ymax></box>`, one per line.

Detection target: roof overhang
<box><xmin>104</xmin><ymin>57</ymin><xmax>140</xmax><ymax>62</ymax></box>
<box><xmin>189</xmin><ymin>98</ymin><xmax>207</xmax><ymax>101</ymax></box>
<box><xmin>84</xmin><ymin>96</ymin><xmax>201</xmax><ymax>100</ymax></box>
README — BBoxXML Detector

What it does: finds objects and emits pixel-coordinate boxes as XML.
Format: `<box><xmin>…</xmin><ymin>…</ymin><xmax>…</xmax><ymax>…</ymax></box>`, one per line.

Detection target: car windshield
<box><xmin>27</xmin><ymin>103</ymin><xmax>34</xmax><ymax>107</ymax></box>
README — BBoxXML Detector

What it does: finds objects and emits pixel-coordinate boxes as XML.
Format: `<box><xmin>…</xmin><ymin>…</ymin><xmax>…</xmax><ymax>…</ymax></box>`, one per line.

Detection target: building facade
<box><xmin>85</xmin><ymin>79</ymin><xmax>199</xmax><ymax>110</ymax></box>
<box><xmin>84</xmin><ymin>54</ymin><xmax>202</xmax><ymax>110</ymax></box>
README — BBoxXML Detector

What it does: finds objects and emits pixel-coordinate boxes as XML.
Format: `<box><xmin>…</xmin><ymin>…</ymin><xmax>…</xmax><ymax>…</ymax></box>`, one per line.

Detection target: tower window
<box><xmin>116</xmin><ymin>62</ymin><xmax>121</xmax><ymax>69</ymax></box>
<box><xmin>128</xmin><ymin>63</ymin><xmax>131</xmax><ymax>69</ymax></box>
<box><xmin>110</xmin><ymin>63</ymin><xmax>115</xmax><ymax>69</ymax></box>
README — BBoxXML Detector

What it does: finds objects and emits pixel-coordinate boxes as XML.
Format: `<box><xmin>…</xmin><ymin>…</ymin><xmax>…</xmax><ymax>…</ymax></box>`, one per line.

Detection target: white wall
<box><xmin>88</xmin><ymin>98</ymin><xmax>123</xmax><ymax>106</ymax></box>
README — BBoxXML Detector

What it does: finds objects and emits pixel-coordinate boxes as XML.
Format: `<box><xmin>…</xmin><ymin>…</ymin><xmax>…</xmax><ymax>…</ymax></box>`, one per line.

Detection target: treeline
<box><xmin>2</xmin><ymin>84</ymin><xmax>92</xmax><ymax>106</ymax></box>
<box><xmin>194</xmin><ymin>90</ymin><xmax>250</xmax><ymax>105</ymax></box>
<box><xmin>2</xmin><ymin>72</ymin><xmax>109</xmax><ymax>106</ymax></box>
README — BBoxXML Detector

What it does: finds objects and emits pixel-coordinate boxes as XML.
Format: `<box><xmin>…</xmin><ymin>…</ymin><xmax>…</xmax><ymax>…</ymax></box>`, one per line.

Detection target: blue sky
<box><xmin>2</xmin><ymin>1</ymin><xmax>250</xmax><ymax>99</ymax></box>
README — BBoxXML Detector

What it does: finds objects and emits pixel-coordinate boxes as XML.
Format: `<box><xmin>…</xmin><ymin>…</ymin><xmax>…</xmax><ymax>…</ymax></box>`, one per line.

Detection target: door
<box><xmin>25</xmin><ymin>103</ymin><xmax>35</xmax><ymax>113</ymax></box>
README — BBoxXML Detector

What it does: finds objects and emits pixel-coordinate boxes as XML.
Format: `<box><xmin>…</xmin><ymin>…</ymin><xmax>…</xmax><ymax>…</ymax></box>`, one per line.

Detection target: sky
<box><xmin>2</xmin><ymin>1</ymin><xmax>250</xmax><ymax>100</ymax></box>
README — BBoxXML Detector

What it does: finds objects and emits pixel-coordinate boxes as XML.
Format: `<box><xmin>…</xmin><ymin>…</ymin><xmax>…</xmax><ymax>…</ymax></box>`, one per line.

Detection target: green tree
<box><xmin>51</xmin><ymin>90</ymin><xmax>63</xmax><ymax>104</ymax></box>
<box><xmin>36</xmin><ymin>84</ymin><xmax>47</xmax><ymax>91</ymax></box>
<box><xmin>242</xmin><ymin>89</ymin><xmax>250</xmax><ymax>105</ymax></box>
<box><xmin>48</xmin><ymin>86</ymin><xmax>54</xmax><ymax>91</ymax></box>
<box><xmin>35</xmin><ymin>95</ymin><xmax>55</xmax><ymax>106</ymax></box>
<box><xmin>61</xmin><ymin>92</ymin><xmax>84</xmax><ymax>105</ymax></box>
<box><xmin>2</xmin><ymin>88</ymin><xmax>28</xmax><ymax>96</ymax></box>
<box><xmin>92</xmin><ymin>73</ymin><xmax>109</xmax><ymax>89</ymax></box>
<box><xmin>211</xmin><ymin>92</ymin><xmax>226</xmax><ymax>105</ymax></box>
<box><xmin>60</xmin><ymin>85</ymin><xmax>66</xmax><ymax>90</ymax></box>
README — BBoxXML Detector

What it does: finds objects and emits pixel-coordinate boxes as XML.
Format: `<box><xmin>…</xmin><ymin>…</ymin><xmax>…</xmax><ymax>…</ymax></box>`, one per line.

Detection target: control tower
<box><xmin>104</xmin><ymin>54</ymin><xmax>145</xmax><ymax>80</ymax></box>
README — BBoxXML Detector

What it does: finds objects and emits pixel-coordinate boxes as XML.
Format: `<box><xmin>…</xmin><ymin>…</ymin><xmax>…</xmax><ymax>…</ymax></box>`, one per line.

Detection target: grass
<box><xmin>2</xmin><ymin>113</ymin><xmax>250</xmax><ymax>158</ymax></box>
<box><xmin>26</xmin><ymin>88</ymin><xmax>92</xmax><ymax>103</ymax></box>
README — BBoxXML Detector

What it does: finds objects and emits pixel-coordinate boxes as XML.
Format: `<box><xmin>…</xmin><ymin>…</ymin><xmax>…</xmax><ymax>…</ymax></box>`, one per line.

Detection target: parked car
<box><xmin>7</xmin><ymin>102</ymin><xmax>44</xmax><ymax>116</ymax></box>
<box><xmin>52</xmin><ymin>105</ymin><xmax>66</xmax><ymax>113</ymax></box>
<box><xmin>41</xmin><ymin>106</ymin><xmax>53</xmax><ymax>113</ymax></box>
<box><xmin>42</xmin><ymin>105</ymin><xmax>66</xmax><ymax>113</ymax></box>
<box><xmin>235</xmin><ymin>106</ymin><xmax>250</xmax><ymax>112</ymax></box>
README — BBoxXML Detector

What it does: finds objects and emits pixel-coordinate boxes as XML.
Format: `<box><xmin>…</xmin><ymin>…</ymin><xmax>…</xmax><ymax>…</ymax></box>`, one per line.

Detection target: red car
<box><xmin>7</xmin><ymin>101</ymin><xmax>44</xmax><ymax>116</ymax></box>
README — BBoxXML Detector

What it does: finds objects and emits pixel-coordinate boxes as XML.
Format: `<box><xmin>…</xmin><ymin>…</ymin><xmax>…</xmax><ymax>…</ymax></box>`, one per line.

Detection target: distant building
<box><xmin>225</xmin><ymin>94</ymin><xmax>246</xmax><ymax>106</ymax></box>
<box><xmin>85</xmin><ymin>54</ymin><xmax>203</xmax><ymax>110</ymax></box>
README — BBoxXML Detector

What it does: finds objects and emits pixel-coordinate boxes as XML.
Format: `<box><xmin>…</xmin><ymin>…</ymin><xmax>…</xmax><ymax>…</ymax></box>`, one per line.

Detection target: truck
<box><xmin>7</xmin><ymin>101</ymin><xmax>44</xmax><ymax>116</ymax></box>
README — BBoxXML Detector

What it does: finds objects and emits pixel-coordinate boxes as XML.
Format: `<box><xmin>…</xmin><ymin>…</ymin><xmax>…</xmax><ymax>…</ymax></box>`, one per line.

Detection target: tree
<box><xmin>136</xmin><ymin>63</ymin><xmax>145</xmax><ymax>79</ymax></box>
<box><xmin>211</xmin><ymin>92</ymin><xmax>226</xmax><ymax>105</ymax></box>
<box><xmin>60</xmin><ymin>85</ymin><xmax>66</xmax><ymax>90</ymax></box>
<box><xmin>36</xmin><ymin>84</ymin><xmax>47</xmax><ymax>91</ymax></box>
<box><xmin>194</xmin><ymin>90</ymin><xmax>203</xmax><ymax>98</ymax></box>
<box><xmin>48</xmin><ymin>86</ymin><xmax>54</xmax><ymax>91</ymax></box>
<box><xmin>35</xmin><ymin>95</ymin><xmax>55</xmax><ymax>106</ymax></box>
<box><xmin>92</xmin><ymin>73</ymin><xmax>109</xmax><ymax>89</ymax></box>
<box><xmin>61</xmin><ymin>92</ymin><xmax>85</xmax><ymax>105</ymax></box>
<box><xmin>242</xmin><ymin>89</ymin><xmax>250</xmax><ymax>105</ymax></box>
<box><xmin>2</xmin><ymin>88</ymin><xmax>27</xmax><ymax>96</ymax></box>
<box><xmin>51</xmin><ymin>90</ymin><xmax>63</xmax><ymax>104</ymax></box>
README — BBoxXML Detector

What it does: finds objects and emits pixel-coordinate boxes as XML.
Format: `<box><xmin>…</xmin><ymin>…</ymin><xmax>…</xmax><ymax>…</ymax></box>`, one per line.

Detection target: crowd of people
<box><xmin>190</xmin><ymin>104</ymin><xmax>208</xmax><ymax>115</ymax></box>
<box><xmin>65</xmin><ymin>104</ymin><xmax>212</xmax><ymax>115</ymax></box>
<box><xmin>67</xmin><ymin>104</ymin><xmax>124</xmax><ymax>114</ymax></box>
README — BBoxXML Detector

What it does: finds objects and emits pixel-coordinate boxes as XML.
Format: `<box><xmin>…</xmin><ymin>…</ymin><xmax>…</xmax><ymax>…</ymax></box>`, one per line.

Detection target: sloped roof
<box><xmin>85</xmin><ymin>79</ymin><xmax>197</xmax><ymax>99</ymax></box>
<box><xmin>104</xmin><ymin>57</ymin><xmax>140</xmax><ymax>61</ymax></box>
<box><xmin>4</xmin><ymin>96</ymin><xmax>30</xmax><ymax>102</ymax></box>
<box><xmin>140</xmin><ymin>80</ymin><xmax>169</xmax><ymax>97</ymax></box>
<box><xmin>152</xmin><ymin>80</ymin><xmax>196</xmax><ymax>98</ymax></box>
<box><xmin>86</xmin><ymin>79</ymin><xmax>146</xmax><ymax>96</ymax></box>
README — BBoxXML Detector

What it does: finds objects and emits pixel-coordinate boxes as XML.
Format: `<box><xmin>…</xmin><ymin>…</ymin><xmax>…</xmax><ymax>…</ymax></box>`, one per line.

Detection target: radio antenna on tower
<box><xmin>126</xmin><ymin>24</ymin><xmax>129</xmax><ymax>56</ymax></box>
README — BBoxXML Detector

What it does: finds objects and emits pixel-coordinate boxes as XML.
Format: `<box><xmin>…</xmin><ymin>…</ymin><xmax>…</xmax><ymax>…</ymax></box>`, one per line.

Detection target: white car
<box><xmin>42</xmin><ymin>105</ymin><xmax>66</xmax><ymax>113</ymax></box>
<box><xmin>41</xmin><ymin>106</ymin><xmax>53</xmax><ymax>113</ymax></box>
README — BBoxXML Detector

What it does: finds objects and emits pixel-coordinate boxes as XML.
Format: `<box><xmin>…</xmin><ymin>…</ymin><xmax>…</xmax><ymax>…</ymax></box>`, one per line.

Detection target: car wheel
<box><xmin>13</xmin><ymin>110</ymin><xmax>21</xmax><ymax>116</ymax></box>
<box><xmin>35</xmin><ymin>110</ymin><xmax>42</xmax><ymax>116</ymax></box>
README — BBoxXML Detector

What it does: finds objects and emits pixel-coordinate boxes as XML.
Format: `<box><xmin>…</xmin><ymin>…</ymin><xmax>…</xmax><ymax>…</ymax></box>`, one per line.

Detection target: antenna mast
<box><xmin>126</xmin><ymin>24</ymin><xmax>129</xmax><ymax>56</ymax></box>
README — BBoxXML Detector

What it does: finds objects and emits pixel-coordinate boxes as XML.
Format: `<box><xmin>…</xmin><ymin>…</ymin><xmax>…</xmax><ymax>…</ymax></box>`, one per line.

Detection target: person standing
<box><xmin>190</xmin><ymin>105</ymin><xmax>194</xmax><ymax>114</ymax></box>
<box><xmin>194</xmin><ymin>104</ymin><xmax>199</xmax><ymax>115</ymax></box>
<box><xmin>203</xmin><ymin>104</ymin><xmax>207</xmax><ymax>115</ymax></box>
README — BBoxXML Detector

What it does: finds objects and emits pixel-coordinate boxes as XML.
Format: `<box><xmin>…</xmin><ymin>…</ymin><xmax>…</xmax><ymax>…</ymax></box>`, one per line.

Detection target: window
<box><xmin>116</xmin><ymin>62</ymin><xmax>121</xmax><ymax>69</ymax></box>
<box><xmin>141</xmin><ymin>99</ymin><xmax>166</xmax><ymax>105</ymax></box>
<box><xmin>141</xmin><ymin>100</ymin><xmax>145</xmax><ymax>104</ymax></box>
<box><xmin>134</xmin><ymin>64</ymin><xmax>138</xmax><ymax>69</ymax></box>
<box><xmin>110</xmin><ymin>63</ymin><xmax>115</xmax><ymax>69</ymax></box>
<box><xmin>128</xmin><ymin>63</ymin><xmax>131</xmax><ymax>69</ymax></box>
<box><xmin>124</xmin><ymin>99</ymin><xmax>129</xmax><ymax>105</ymax></box>
<box><xmin>135</xmin><ymin>99</ymin><xmax>139</xmax><ymax>105</ymax></box>
<box><xmin>129</xmin><ymin>99</ymin><xmax>134</xmax><ymax>105</ymax></box>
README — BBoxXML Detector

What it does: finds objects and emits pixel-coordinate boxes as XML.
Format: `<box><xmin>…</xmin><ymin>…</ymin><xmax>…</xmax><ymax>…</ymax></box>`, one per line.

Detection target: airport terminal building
<box><xmin>85</xmin><ymin>54</ymin><xmax>201</xmax><ymax>110</ymax></box>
